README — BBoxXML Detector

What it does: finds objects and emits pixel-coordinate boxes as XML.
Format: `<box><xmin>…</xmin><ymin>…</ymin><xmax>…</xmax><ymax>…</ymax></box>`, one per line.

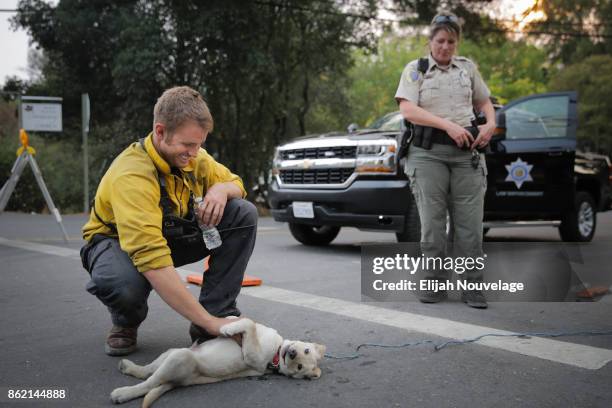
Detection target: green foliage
<box><xmin>391</xmin><ymin>0</ymin><xmax>509</xmax><ymax>43</ymax></box>
<box><xmin>526</xmin><ymin>0</ymin><xmax>612</xmax><ymax>64</ymax></box>
<box><xmin>338</xmin><ymin>34</ymin><xmax>552</xmax><ymax>129</ymax></box>
<box><xmin>0</xmin><ymin>99</ymin><xmax>85</xmax><ymax>214</ymax></box>
<box><xmin>5</xmin><ymin>0</ymin><xmax>610</xmax><ymax>214</ymax></box>
<box><xmin>11</xmin><ymin>0</ymin><xmax>379</xmax><ymax>206</ymax></box>
<box><xmin>345</xmin><ymin>35</ymin><xmax>427</xmax><ymax>127</ymax></box>
<box><xmin>0</xmin><ymin>128</ymin><xmax>83</xmax><ymax>213</ymax></box>
<box><xmin>303</xmin><ymin>71</ymin><xmax>353</xmax><ymax>134</ymax></box>
<box><xmin>459</xmin><ymin>39</ymin><xmax>551</xmax><ymax>103</ymax></box>
<box><xmin>548</xmin><ymin>55</ymin><xmax>612</xmax><ymax>154</ymax></box>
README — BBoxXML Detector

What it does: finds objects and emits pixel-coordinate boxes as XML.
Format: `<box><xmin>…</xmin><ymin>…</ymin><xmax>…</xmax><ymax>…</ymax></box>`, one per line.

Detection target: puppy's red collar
<box><xmin>269</xmin><ymin>346</ymin><xmax>281</xmax><ymax>370</ymax></box>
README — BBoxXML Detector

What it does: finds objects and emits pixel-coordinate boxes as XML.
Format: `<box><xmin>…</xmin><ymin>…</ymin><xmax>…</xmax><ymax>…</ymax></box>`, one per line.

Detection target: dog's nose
<box><xmin>288</xmin><ymin>349</ymin><xmax>297</xmax><ymax>360</ymax></box>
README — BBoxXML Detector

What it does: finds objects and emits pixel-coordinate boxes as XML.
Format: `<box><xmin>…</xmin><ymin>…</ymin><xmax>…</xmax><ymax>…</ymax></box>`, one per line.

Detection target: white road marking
<box><xmin>256</xmin><ymin>226</ymin><xmax>282</xmax><ymax>232</ymax></box>
<box><xmin>2</xmin><ymin>236</ymin><xmax>611</xmax><ymax>370</ymax></box>
<box><xmin>241</xmin><ymin>286</ymin><xmax>612</xmax><ymax>370</ymax></box>
<box><xmin>0</xmin><ymin>237</ymin><xmax>81</xmax><ymax>259</ymax></box>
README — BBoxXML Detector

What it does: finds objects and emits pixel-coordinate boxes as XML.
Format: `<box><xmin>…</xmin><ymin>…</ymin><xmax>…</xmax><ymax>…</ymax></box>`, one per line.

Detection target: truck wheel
<box><xmin>559</xmin><ymin>192</ymin><xmax>596</xmax><ymax>242</ymax></box>
<box><xmin>288</xmin><ymin>224</ymin><xmax>340</xmax><ymax>246</ymax></box>
<box><xmin>396</xmin><ymin>199</ymin><xmax>421</xmax><ymax>242</ymax></box>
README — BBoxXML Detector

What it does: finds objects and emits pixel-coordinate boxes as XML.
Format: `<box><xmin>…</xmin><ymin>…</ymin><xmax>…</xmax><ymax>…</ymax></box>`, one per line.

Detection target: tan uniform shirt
<box><xmin>395</xmin><ymin>54</ymin><xmax>490</xmax><ymax>127</ymax></box>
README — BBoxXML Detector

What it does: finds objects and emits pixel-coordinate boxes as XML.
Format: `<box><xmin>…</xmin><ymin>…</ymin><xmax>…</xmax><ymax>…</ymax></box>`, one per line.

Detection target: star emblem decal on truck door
<box><xmin>505</xmin><ymin>157</ymin><xmax>533</xmax><ymax>189</ymax></box>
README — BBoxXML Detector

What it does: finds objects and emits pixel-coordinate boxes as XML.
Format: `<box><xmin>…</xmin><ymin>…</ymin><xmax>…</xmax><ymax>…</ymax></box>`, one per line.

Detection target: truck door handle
<box><xmin>547</xmin><ymin>151</ymin><xmax>563</xmax><ymax>156</ymax></box>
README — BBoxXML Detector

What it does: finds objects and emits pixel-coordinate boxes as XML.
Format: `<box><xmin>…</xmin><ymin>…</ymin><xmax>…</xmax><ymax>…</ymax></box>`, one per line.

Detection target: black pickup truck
<box><xmin>268</xmin><ymin>92</ymin><xmax>612</xmax><ymax>244</ymax></box>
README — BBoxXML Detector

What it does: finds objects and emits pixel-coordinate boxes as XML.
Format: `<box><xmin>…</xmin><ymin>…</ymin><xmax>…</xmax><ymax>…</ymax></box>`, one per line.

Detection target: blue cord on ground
<box><xmin>324</xmin><ymin>329</ymin><xmax>612</xmax><ymax>361</ymax></box>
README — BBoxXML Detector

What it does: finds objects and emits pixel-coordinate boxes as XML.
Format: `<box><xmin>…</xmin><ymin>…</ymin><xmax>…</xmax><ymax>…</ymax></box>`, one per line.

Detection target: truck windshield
<box><xmin>367</xmin><ymin>112</ymin><xmax>402</xmax><ymax>131</ymax></box>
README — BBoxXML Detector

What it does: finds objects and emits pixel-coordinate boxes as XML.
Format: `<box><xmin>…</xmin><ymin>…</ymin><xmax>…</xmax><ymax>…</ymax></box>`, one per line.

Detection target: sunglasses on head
<box><xmin>433</xmin><ymin>15</ymin><xmax>459</xmax><ymax>24</ymax></box>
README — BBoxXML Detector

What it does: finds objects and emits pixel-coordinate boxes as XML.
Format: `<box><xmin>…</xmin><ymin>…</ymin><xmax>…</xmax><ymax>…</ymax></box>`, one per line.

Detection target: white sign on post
<box><xmin>21</xmin><ymin>103</ymin><xmax>63</xmax><ymax>132</ymax></box>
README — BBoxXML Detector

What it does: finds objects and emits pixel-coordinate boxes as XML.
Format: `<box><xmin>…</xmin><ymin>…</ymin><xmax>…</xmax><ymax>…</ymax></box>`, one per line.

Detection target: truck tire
<box><xmin>396</xmin><ymin>199</ymin><xmax>421</xmax><ymax>242</ymax></box>
<box><xmin>559</xmin><ymin>192</ymin><xmax>596</xmax><ymax>242</ymax></box>
<box><xmin>288</xmin><ymin>224</ymin><xmax>341</xmax><ymax>246</ymax></box>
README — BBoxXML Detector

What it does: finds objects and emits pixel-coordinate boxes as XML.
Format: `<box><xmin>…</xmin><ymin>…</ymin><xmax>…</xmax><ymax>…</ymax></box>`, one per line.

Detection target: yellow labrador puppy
<box><xmin>110</xmin><ymin>318</ymin><xmax>325</xmax><ymax>407</ymax></box>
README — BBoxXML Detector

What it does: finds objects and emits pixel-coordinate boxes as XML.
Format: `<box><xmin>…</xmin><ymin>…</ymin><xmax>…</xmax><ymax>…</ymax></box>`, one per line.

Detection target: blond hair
<box><xmin>429</xmin><ymin>11</ymin><xmax>462</xmax><ymax>42</ymax></box>
<box><xmin>153</xmin><ymin>86</ymin><xmax>214</xmax><ymax>137</ymax></box>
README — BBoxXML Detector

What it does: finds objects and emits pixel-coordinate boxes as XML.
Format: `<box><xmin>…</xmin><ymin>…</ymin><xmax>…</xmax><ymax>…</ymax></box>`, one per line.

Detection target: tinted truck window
<box><xmin>506</xmin><ymin>95</ymin><xmax>570</xmax><ymax>139</ymax></box>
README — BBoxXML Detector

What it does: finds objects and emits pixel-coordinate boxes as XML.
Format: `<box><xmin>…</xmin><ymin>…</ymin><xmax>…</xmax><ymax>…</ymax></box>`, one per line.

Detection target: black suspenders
<box><xmin>92</xmin><ymin>138</ymin><xmax>196</xmax><ymax>234</ymax></box>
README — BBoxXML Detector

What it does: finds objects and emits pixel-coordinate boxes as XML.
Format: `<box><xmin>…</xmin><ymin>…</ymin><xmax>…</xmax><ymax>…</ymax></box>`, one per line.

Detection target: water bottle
<box><xmin>193</xmin><ymin>197</ymin><xmax>222</xmax><ymax>250</ymax></box>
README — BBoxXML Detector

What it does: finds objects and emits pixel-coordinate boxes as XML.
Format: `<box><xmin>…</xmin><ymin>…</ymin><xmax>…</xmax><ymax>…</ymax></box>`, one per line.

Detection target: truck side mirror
<box><xmin>347</xmin><ymin>123</ymin><xmax>359</xmax><ymax>134</ymax></box>
<box><xmin>491</xmin><ymin>111</ymin><xmax>506</xmax><ymax>143</ymax></box>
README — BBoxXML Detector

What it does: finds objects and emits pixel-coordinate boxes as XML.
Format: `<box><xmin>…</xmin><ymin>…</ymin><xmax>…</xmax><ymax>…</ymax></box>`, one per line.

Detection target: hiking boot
<box><xmin>105</xmin><ymin>325</ymin><xmax>138</xmax><ymax>356</ymax></box>
<box><xmin>461</xmin><ymin>289</ymin><xmax>488</xmax><ymax>309</ymax></box>
<box><xmin>189</xmin><ymin>323</ymin><xmax>216</xmax><ymax>345</ymax></box>
<box><xmin>417</xmin><ymin>289</ymin><xmax>448</xmax><ymax>303</ymax></box>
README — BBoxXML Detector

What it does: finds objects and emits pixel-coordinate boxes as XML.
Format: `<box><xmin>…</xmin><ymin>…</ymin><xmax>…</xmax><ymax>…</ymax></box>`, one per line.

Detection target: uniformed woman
<box><xmin>395</xmin><ymin>12</ymin><xmax>496</xmax><ymax>308</ymax></box>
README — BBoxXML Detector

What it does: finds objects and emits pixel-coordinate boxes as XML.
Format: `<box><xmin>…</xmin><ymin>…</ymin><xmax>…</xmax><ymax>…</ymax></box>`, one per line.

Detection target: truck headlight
<box><xmin>357</xmin><ymin>145</ymin><xmax>385</xmax><ymax>156</ymax></box>
<box><xmin>355</xmin><ymin>143</ymin><xmax>396</xmax><ymax>174</ymax></box>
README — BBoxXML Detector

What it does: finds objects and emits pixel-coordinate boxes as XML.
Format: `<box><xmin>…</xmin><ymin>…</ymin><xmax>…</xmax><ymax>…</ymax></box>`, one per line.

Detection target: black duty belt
<box><xmin>413</xmin><ymin>124</ymin><xmax>483</xmax><ymax>151</ymax></box>
<box><xmin>430</xmin><ymin>128</ymin><xmax>457</xmax><ymax>145</ymax></box>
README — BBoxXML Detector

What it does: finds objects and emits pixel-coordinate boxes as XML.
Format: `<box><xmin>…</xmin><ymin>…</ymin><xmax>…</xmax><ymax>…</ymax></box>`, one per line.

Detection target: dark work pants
<box><xmin>80</xmin><ymin>199</ymin><xmax>258</xmax><ymax>328</ymax></box>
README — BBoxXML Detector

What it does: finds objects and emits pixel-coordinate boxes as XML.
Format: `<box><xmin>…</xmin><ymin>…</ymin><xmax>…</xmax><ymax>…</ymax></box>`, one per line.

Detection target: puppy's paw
<box><xmin>220</xmin><ymin>318</ymin><xmax>254</xmax><ymax>337</ymax></box>
<box><xmin>118</xmin><ymin>359</ymin><xmax>135</xmax><ymax>375</ymax></box>
<box><xmin>110</xmin><ymin>387</ymin><xmax>132</xmax><ymax>404</ymax></box>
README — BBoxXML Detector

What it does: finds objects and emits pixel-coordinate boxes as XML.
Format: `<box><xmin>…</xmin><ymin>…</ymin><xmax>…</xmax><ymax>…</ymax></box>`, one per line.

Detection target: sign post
<box><xmin>82</xmin><ymin>93</ymin><xmax>90</xmax><ymax>213</ymax></box>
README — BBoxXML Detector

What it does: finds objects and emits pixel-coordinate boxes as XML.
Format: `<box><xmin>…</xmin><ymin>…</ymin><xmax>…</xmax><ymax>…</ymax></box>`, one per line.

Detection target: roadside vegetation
<box><xmin>1</xmin><ymin>0</ymin><xmax>610</xmax><ymax>213</ymax></box>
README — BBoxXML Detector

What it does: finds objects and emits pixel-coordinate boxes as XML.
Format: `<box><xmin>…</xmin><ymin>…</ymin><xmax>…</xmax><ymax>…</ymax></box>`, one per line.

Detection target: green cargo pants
<box><xmin>404</xmin><ymin>144</ymin><xmax>487</xmax><ymax>283</ymax></box>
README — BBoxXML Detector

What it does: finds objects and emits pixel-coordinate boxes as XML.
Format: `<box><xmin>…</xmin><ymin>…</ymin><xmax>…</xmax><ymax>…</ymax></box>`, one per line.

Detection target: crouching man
<box><xmin>80</xmin><ymin>86</ymin><xmax>257</xmax><ymax>356</ymax></box>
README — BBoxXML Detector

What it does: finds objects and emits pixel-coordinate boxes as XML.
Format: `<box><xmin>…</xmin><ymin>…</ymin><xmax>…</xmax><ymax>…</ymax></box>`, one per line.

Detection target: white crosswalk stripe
<box><xmin>2</xmin><ymin>236</ymin><xmax>611</xmax><ymax>370</ymax></box>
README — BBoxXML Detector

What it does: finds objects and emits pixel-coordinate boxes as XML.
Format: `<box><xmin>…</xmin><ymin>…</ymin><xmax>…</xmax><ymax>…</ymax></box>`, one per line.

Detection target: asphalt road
<box><xmin>1</xmin><ymin>211</ymin><xmax>611</xmax><ymax>408</ymax></box>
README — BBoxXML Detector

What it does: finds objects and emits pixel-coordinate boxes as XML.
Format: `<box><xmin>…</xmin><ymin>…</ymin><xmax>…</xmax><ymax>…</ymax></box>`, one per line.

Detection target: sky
<box><xmin>0</xmin><ymin>0</ymin><xmax>536</xmax><ymax>84</ymax></box>
<box><xmin>1</xmin><ymin>0</ymin><xmax>30</xmax><ymax>82</ymax></box>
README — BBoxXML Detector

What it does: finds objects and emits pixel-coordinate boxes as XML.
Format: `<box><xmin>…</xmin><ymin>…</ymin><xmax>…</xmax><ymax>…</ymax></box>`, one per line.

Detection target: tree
<box><xmin>460</xmin><ymin>38</ymin><xmax>551</xmax><ymax>103</ymax></box>
<box><xmin>392</xmin><ymin>0</ymin><xmax>509</xmax><ymax>43</ymax></box>
<box><xmin>11</xmin><ymin>0</ymin><xmax>379</xmax><ymax>198</ymax></box>
<box><xmin>524</xmin><ymin>0</ymin><xmax>612</xmax><ymax>64</ymax></box>
<box><xmin>345</xmin><ymin>35</ymin><xmax>425</xmax><ymax>127</ymax></box>
<box><xmin>340</xmin><ymin>33</ymin><xmax>551</xmax><ymax>130</ymax></box>
<box><xmin>548</xmin><ymin>55</ymin><xmax>612</xmax><ymax>154</ymax></box>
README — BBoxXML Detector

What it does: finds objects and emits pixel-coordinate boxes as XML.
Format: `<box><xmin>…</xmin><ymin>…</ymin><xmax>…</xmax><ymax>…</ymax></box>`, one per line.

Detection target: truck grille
<box><xmin>280</xmin><ymin>168</ymin><xmax>354</xmax><ymax>184</ymax></box>
<box><xmin>280</xmin><ymin>146</ymin><xmax>357</xmax><ymax>160</ymax></box>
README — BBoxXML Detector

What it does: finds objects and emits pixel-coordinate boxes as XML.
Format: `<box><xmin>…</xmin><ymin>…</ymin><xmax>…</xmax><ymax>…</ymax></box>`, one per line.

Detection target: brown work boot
<box><xmin>105</xmin><ymin>325</ymin><xmax>138</xmax><ymax>356</ymax></box>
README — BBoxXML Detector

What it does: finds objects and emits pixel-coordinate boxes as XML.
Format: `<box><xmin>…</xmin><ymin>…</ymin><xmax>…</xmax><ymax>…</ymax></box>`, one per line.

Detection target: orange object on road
<box><xmin>187</xmin><ymin>274</ymin><xmax>262</xmax><ymax>287</ymax></box>
<box><xmin>186</xmin><ymin>256</ymin><xmax>262</xmax><ymax>287</ymax></box>
<box><xmin>577</xmin><ymin>286</ymin><xmax>609</xmax><ymax>299</ymax></box>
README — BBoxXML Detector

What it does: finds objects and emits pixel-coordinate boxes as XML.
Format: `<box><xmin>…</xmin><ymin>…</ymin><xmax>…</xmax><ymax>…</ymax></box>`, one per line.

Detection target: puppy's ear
<box><xmin>310</xmin><ymin>367</ymin><xmax>322</xmax><ymax>379</ymax></box>
<box><xmin>314</xmin><ymin>343</ymin><xmax>326</xmax><ymax>360</ymax></box>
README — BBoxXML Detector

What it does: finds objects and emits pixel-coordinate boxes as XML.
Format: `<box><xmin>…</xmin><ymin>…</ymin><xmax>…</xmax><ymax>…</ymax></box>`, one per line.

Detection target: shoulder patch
<box><xmin>408</xmin><ymin>70</ymin><xmax>421</xmax><ymax>82</ymax></box>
